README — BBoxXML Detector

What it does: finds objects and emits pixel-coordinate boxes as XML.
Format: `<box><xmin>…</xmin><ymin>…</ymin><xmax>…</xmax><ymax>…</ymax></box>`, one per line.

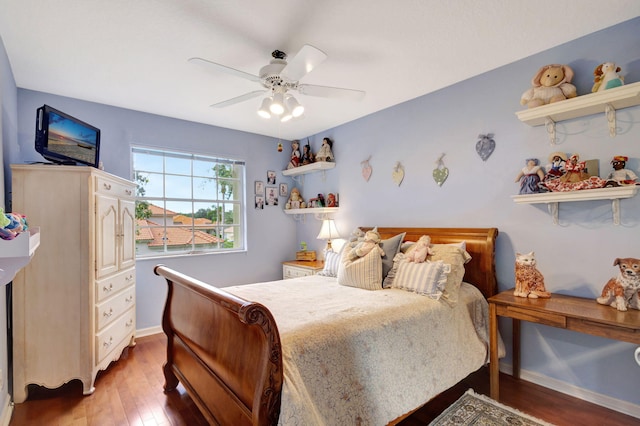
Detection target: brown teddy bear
<box><xmin>520</xmin><ymin>64</ymin><xmax>577</xmax><ymax>108</ymax></box>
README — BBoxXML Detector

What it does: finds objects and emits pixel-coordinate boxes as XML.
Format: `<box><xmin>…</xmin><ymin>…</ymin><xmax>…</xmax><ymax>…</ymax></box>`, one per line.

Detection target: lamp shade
<box><xmin>286</xmin><ymin>95</ymin><xmax>305</xmax><ymax>118</ymax></box>
<box><xmin>317</xmin><ymin>219</ymin><xmax>340</xmax><ymax>240</ymax></box>
<box><xmin>270</xmin><ymin>92</ymin><xmax>285</xmax><ymax>115</ymax></box>
<box><xmin>257</xmin><ymin>97</ymin><xmax>272</xmax><ymax>119</ymax></box>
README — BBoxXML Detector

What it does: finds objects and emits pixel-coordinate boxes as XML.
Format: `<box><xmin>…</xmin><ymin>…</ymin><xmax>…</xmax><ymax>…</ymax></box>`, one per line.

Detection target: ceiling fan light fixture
<box><xmin>286</xmin><ymin>95</ymin><xmax>305</xmax><ymax>118</ymax></box>
<box><xmin>257</xmin><ymin>97</ymin><xmax>272</xmax><ymax>119</ymax></box>
<box><xmin>270</xmin><ymin>92</ymin><xmax>285</xmax><ymax>115</ymax></box>
<box><xmin>280</xmin><ymin>109</ymin><xmax>293</xmax><ymax>122</ymax></box>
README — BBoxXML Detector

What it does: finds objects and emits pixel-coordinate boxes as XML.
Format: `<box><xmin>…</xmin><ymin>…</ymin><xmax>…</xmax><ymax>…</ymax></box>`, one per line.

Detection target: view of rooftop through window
<box><xmin>131</xmin><ymin>146</ymin><xmax>245</xmax><ymax>257</ymax></box>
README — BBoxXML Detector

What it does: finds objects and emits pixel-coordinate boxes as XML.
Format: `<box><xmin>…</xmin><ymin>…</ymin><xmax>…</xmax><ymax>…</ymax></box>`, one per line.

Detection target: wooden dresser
<box><xmin>11</xmin><ymin>164</ymin><xmax>136</xmax><ymax>403</ymax></box>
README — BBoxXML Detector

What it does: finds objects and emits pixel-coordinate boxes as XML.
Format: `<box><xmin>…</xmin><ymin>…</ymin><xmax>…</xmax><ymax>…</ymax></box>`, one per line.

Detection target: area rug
<box><xmin>429</xmin><ymin>389</ymin><xmax>556</xmax><ymax>425</ymax></box>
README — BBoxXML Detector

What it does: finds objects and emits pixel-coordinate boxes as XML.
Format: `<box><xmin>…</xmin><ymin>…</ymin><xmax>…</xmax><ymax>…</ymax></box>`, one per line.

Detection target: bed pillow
<box><xmin>391</xmin><ymin>260</ymin><xmax>449</xmax><ymax>299</ymax></box>
<box><xmin>379</xmin><ymin>232</ymin><xmax>406</xmax><ymax>281</ymax></box>
<box><xmin>317</xmin><ymin>250</ymin><xmax>341</xmax><ymax>277</ymax></box>
<box><xmin>337</xmin><ymin>246</ymin><xmax>383</xmax><ymax>290</ymax></box>
<box><xmin>427</xmin><ymin>245</ymin><xmax>471</xmax><ymax>306</ymax></box>
<box><xmin>382</xmin><ymin>252</ymin><xmax>405</xmax><ymax>288</ymax></box>
<box><xmin>401</xmin><ymin>240</ymin><xmax>466</xmax><ymax>253</ymax></box>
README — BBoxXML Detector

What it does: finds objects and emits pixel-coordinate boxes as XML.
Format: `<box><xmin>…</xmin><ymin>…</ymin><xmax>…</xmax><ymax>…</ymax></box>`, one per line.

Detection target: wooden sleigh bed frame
<box><xmin>154</xmin><ymin>227</ymin><xmax>498</xmax><ymax>425</ymax></box>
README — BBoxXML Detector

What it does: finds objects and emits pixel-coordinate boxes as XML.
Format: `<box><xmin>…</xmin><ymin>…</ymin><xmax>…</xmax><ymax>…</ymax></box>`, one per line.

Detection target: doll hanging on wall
<box><xmin>515</xmin><ymin>158</ymin><xmax>545</xmax><ymax>194</ymax></box>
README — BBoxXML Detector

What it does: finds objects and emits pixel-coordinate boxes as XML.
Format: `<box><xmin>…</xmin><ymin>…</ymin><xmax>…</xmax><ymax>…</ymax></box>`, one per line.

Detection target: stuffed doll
<box><xmin>596</xmin><ymin>258</ymin><xmax>640</xmax><ymax>311</ymax></box>
<box><xmin>349</xmin><ymin>229</ymin><xmax>384</xmax><ymax>260</ymax></box>
<box><xmin>520</xmin><ymin>64</ymin><xmax>577</xmax><ymax>108</ymax></box>
<box><xmin>315</xmin><ymin>137</ymin><xmax>334</xmax><ymax>162</ymax></box>
<box><xmin>287</xmin><ymin>140</ymin><xmax>301</xmax><ymax>169</ymax></box>
<box><xmin>405</xmin><ymin>235</ymin><xmax>432</xmax><ymax>263</ymax></box>
<box><xmin>592</xmin><ymin>62</ymin><xmax>624</xmax><ymax>92</ymax></box>
<box><xmin>604</xmin><ymin>155</ymin><xmax>638</xmax><ymax>187</ymax></box>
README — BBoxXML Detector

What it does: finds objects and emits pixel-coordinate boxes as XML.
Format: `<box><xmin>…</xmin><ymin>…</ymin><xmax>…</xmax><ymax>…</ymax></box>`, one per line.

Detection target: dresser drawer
<box><xmin>96</xmin><ymin>269</ymin><xmax>135</xmax><ymax>303</ymax></box>
<box><xmin>95</xmin><ymin>287</ymin><xmax>135</xmax><ymax>331</ymax></box>
<box><xmin>283</xmin><ymin>265</ymin><xmax>313</xmax><ymax>279</ymax></box>
<box><xmin>95</xmin><ymin>307</ymin><xmax>135</xmax><ymax>364</ymax></box>
<box><xmin>95</xmin><ymin>175</ymin><xmax>135</xmax><ymax>199</ymax></box>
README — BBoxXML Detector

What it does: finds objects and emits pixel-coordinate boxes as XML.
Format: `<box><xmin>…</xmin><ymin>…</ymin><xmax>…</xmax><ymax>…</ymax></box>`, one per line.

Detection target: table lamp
<box><xmin>316</xmin><ymin>219</ymin><xmax>340</xmax><ymax>252</ymax></box>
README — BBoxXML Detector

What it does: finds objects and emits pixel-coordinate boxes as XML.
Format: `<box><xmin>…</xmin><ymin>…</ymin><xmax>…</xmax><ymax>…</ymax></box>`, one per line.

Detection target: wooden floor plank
<box><xmin>9</xmin><ymin>333</ymin><xmax>637</xmax><ymax>425</ymax></box>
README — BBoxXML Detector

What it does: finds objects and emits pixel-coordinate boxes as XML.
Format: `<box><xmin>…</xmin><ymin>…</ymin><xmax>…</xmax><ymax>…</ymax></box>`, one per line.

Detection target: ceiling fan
<box><xmin>189</xmin><ymin>44</ymin><xmax>365</xmax><ymax>121</ymax></box>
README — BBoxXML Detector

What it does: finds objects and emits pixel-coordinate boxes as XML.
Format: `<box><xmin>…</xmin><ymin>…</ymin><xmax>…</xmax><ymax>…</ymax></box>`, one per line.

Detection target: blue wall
<box><xmin>2</xmin><ymin>16</ymin><xmax>640</xmax><ymax>416</ymax></box>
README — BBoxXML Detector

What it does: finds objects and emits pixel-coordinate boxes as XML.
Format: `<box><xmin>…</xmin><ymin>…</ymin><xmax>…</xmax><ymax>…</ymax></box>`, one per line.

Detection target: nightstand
<box><xmin>282</xmin><ymin>260</ymin><xmax>324</xmax><ymax>279</ymax></box>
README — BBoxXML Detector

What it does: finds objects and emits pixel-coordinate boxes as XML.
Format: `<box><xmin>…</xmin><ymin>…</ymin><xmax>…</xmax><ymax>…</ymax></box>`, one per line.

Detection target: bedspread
<box><xmin>226</xmin><ymin>275</ymin><xmax>501</xmax><ymax>425</ymax></box>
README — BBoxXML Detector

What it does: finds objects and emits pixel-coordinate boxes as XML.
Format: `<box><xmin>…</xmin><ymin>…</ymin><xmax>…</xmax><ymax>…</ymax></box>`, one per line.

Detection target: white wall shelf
<box><xmin>282</xmin><ymin>161</ymin><xmax>335</xmax><ymax>176</ymax></box>
<box><xmin>512</xmin><ymin>186</ymin><xmax>639</xmax><ymax>225</ymax></box>
<box><xmin>515</xmin><ymin>81</ymin><xmax>640</xmax><ymax>143</ymax></box>
<box><xmin>284</xmin><ymin>207</ymin><xmax>339</xmax><ymax>221</ymax></box>
<box><xmin>0</xmin><ymin>226</ymin><xmax>40</xmax><ymax>286</ymax></box>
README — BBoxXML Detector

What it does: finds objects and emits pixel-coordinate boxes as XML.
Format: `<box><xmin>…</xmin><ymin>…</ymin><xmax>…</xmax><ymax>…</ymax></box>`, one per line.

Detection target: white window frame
<box><xmin>131</xmin><ymin>146</ymin><xmax>246</xmax><ymax>258</ymax></box>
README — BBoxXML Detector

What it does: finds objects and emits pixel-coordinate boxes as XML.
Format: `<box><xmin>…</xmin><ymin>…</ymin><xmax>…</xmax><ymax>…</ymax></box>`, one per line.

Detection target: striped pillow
<box><xmin>317</xmin><ymin>250</ymin><xmax>340</xmax><ymax>277</ymax></box>
<box><xmin>391</xmin><ymin>260</ymin><xmax>449</xmax><ymax>299</ymax></box>
<box><xmin>337</xmin><ymin>246</ymin><xmax>383</xmax><ymax>290</ymax></box>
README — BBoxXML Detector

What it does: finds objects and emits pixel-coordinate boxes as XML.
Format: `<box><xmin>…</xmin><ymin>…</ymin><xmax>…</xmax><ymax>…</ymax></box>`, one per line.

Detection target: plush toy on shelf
<box><xmin>348</xmin><ymin>229</ymin><xmax>384</xmax><ymax>260</ymax></box>
<box><xmin>604</xmin><ymin>155</ymin><xmax>638</xmax><ymax>187</ymax></box>
<box><xmin>0</xmin><ymin>208</ymin><xmax>28</xmax><ymax>240</ymax></box>
<box><xmin>520</xmin><ymin>64</ymin><xmax>577</xmax><ymax>108</ymax></box>
<box><xmin>592</xmin><ymin>62</ymin><xmax>624</xmax><ymax>92</ymax></box>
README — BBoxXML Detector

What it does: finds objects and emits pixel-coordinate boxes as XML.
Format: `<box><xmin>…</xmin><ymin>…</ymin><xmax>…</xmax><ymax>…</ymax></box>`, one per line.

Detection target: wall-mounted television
<box><xmin>35</xmin><ymin>104</ymin><xmax>101</xmax><ymax>167</ymax></box>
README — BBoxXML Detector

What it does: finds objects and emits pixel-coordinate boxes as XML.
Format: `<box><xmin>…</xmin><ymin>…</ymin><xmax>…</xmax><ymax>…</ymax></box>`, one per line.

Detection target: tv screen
<box><xmin>35</xmin><ymin>105</ymin><xmax>101</xmax><ymax>167</ymax></box>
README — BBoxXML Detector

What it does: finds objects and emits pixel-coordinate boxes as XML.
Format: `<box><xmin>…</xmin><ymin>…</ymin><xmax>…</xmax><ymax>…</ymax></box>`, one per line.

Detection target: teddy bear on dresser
<box><xmin>520</xmin><ymin>64</ymin><xmax>577</xmax><ymax>108</ymax></box>
<box><xmin>348</xmin><ymin>229</ymin><xmax>384</xmax><ymax>260</ymax></box>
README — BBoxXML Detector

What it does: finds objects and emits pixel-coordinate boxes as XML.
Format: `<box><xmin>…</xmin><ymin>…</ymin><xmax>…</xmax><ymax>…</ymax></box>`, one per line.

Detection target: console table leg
<box><xmin>512</xmin><ymin>318</ymin><xmax>521</xmax><ymax>379</ymax></box>
<box><xmin>489</xmin><ymin>303</ymin><xmax>499</xmax><ymax>400</ymax></box>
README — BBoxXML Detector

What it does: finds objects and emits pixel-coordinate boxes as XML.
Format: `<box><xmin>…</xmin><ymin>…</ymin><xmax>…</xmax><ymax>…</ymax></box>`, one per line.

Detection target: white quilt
<box><xmin>226</xmin><ymin>275</ymin><xmax>501</xmax><ymax>426</ymax></box>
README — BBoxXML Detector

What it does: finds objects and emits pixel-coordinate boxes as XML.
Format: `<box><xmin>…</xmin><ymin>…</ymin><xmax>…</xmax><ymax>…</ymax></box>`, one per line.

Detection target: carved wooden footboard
<box><xmin>154</xmin><ymin>265</ymin><xmax>282</xmax><ymax>426</ymax></box>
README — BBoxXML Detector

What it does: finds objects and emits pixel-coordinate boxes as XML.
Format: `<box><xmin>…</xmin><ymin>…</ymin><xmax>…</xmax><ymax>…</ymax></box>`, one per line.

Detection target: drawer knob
<box><xmin>125</xmin><ymin>296</ymin><xmax>133</xmax><ymax>303</ymax></box>
<box><xmin>103</xmin><ymin>336</ymin><xmax>113</xmax><ymax>349</ymax></box>
<box><xmin>103</xmin><ymin>308</ymin><xmax>113</xmax><ymax>318</ymax></box>
<box><xmin>103</xmin><ymin>182</ymin><xmax>112</xmax><ymax>190</ymax></box>
<box><xmin>126</xmin><ymin>319</ymin><xmax>133</xmax><ymax>328</ymax></box>
<box><xmin>103</xmin><ymin>283</ymin><xmax>114</xmax><ymax>293</ymax></box>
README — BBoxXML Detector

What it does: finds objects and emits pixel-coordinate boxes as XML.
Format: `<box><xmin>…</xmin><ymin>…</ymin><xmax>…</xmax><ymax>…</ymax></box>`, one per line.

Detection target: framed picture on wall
<box><xmin>267</xmin><ymin>170</ymin><xmax>276</xmax><ymax>185</ymax></box>
<box><xmin>255</xmin><ymin>196</ymin><xmax>264</xmax><ymax>209</ymax></box>
<box><xmin>266</xmin><ymin>186</ymin><xmax>278</xmax><ymax>205</ymax></box>
<box><xmin>255</xmin><ymin>180</ymin><xmax>264</xmax><ymax>195</ymax></box>
<box><xmin>279</xmin><ymin>183</ymin><xmax>288</xmax><ymax>197</ymax></box>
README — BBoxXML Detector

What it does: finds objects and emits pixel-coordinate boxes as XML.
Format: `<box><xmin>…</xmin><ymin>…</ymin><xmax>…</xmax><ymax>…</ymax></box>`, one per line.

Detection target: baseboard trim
<box><xmin>499</xmin><ymin>363</ymin><xmax>640</xmax><ymax>419</ymax></box>
<box><xmin>135</xmin><ymin>325</ymin><xmax>163</xmax><ymax>338</ymax></box>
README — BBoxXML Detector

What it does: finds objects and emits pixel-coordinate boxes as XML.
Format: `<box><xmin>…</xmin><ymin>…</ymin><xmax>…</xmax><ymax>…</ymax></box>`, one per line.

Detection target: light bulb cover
<box><xmin>286</xmin><ymin>95</ymin><xmax>304</xmax><ymax>118</ymax></box>
<box><xmin>270</xmin><ymin>92</ymin><xmax>285</xmax><ymax>115</ymax></box>
<box><xmin>257</xmin><ymin>97</ymin><xmax>272</xmax><ymax>119</ymax></box>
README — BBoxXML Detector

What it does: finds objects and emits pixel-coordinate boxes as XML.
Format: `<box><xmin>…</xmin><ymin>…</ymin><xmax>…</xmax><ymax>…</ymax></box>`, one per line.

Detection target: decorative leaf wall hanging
<box><xmin>432</xmin><ymin>153</ymin><xmax>449</xmax><ymax>186</ymax></box>
<box><xmin>361</xmin><ymin>156</ymin><xmax>372</xmax><ymax>181</ymax></box>
<box><xmin>392</xmin><ymin>161</ymin><xmax>405</xmax><ymax>186</ymax></box>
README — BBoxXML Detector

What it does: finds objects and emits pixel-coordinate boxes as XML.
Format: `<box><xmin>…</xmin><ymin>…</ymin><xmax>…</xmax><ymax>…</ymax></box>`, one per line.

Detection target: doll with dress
<box><xmin>605</xmin><ymin>155</ymin><xmax>638</xmax><ymax>186</ymax></box>
<box><xmin>287</xmin><ymin>140</ymin><xmax>301</xmax><ymax>169</ymax></box>
<box><xmin>515</xmin><ymin>158</ymin><xmax>545</xmax><ymax>194</ymax></box>
<box><xmin>315</xmin><ymin>137</ymin><xmax>334</xmax><ymax>162</ymax></box>
<box><xmin>543</xmin><ymin>153</ymin><xmax>606</xmax><ymax>192</ymax></box>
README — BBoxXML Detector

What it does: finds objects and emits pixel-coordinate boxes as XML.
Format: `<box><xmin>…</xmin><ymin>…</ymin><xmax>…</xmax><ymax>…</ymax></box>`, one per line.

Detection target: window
<box><xmin>132</xmin><ymin>146</ymin><xmax>245</xmax><ymax>258</ymax></box>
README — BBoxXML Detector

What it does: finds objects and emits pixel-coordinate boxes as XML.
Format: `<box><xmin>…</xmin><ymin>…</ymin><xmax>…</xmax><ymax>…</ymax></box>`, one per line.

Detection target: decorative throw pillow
<box><xmin>317</xmin><ymin>250</ymin><xmax>340</xmax><ymax>277</ymax></box>
<box><xmin>337</xmin><ymin>246</ymin><xmax>383</xmax><ymax>290</ymax></box>
<box><xmin>392</xmin><ymin>260</ymin><xmax>449</xmax><ymax>299</ymax></box>
<box><xmin>382</xmin><ymin>252</ymin><xmax>405</xmax><ymax>288</ymax></box>
<box><xmin>427</xmin><ymin>245</ymin><xmax>471</xmax><ymax>306</ymax></box>
<box><xmin>379</xmin><ymin>232</ymin><xmax>406</xmax><ymax>281</ymax></box>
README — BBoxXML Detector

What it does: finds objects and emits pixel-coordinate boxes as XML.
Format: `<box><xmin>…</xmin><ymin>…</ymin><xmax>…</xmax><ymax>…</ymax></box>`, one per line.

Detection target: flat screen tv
<box><xmin>35</xmin><ymin>104</ymin><xmax>101</xmax><ymax>167</ymax></box>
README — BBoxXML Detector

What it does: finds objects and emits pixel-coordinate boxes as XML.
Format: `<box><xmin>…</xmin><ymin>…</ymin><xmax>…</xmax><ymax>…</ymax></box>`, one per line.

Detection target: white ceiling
<box><xmin>1</xmin><ymin>1</ymin><xmax>639</xmax><ymax>140</ymax></box>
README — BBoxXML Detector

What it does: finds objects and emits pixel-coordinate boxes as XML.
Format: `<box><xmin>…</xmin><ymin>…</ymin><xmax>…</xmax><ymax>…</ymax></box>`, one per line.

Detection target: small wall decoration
<box><xmin>279</xmin><ymin>183</ymin><xmax>289</xmax><ymax>197</ymax></box>
<box><xmin>277</xmin><ymin>142</ymin><xmax>283</xmax><ymax>152</ymax></box>
<box><xmin>266</xmin><ymin>186</ymin><xmax>278</xmax><ymax>206</ymax></box>
<box><xmin>255</xmin><ymin>196</ymin><xmax>264</xmax><ymax>209</ymax></box>
<box><xmin>392</xmin><ymin>161</ymin><xmax>404</xmax><ymax>186</ymax></box>
<box><xmin>476</xmin><ymin>133</ymin><xmax>495</xmax><ymax>161</ymax></box>
<box><xmin>254</xmin><ymin>180</ymin><xmax>264</xmax><ymax>195</ymax></box>
<box><xmin>432</xmin><ymin>153</ymin><xmax>449</xmax><ymax>186</ymax></box>
<box><xmin>267</xmin><ymin>170</ymin><xmax>276</xmax><ymax>185</ymax></box>
<box><xmin>361</xmin><ymin>156</ymin><xmax>372</xmax><ymax>181</ymax></box>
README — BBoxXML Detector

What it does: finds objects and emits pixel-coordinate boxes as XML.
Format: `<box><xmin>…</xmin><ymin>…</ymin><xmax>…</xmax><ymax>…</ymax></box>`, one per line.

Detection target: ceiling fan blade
<box><xmin>189</xmin><ymin>57</ymin><xmax>262</xmax><ymax>83</ymax></box>
<box><xmin>210</xmin><ymin>90</ymin><xmax>267</xmax><ymax>108</ymax></box>
<box><xmin>297</xmin><ymin>84</ymin><xmax>365</xmax><ymax>101</ymax></box>
<box><xmin>280</xmin><ymin>44</ymin><xmax>327</xmax><ymax>81</ymax></box>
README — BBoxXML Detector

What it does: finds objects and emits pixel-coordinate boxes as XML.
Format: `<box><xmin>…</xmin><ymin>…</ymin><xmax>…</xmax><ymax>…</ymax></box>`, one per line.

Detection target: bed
<box><xmin>154</xmin><ymin>227</ymin><xmax>499</xmax><ymax>425</ymax></box>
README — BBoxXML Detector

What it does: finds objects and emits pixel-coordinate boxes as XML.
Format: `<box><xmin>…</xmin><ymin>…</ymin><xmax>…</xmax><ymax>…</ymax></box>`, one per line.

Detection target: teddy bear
<box><xmin>592</xmin><ymin>62</ymin><xmax>624</xmax><ymax>93</ymax></box>
<box><xmin>404</xmin><ymin>235</ymin><xmax>432</xmax><ymax>263</ymax></box>
<box><xmin>348</xmin><ymin>229</ymin><xmax>384</xmax><ymax>260</ymax></box>
<box><xmin>520</xmin><ymin>64</ymin><xmax>577</xmax><ymax>108</ymax></box>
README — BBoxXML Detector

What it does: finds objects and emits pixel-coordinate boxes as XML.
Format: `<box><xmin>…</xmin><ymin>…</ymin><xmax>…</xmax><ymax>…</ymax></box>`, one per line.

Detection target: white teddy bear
<box><xmin>349</xmin><ymin>230</ymin><xmax>384</xmax><ymax>260</ymax></box>
<box><xmin>405</xmin><ymin>235</ymin><xmax>432</xmax><ymax>263</ymax></box>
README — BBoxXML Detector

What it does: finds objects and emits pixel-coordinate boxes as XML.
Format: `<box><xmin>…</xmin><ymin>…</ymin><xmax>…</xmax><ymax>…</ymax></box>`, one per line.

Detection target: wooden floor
<box><xmin>9</xmin><ymin>333</ymin><xmax>638</xmax><ymax>426</ymax></box>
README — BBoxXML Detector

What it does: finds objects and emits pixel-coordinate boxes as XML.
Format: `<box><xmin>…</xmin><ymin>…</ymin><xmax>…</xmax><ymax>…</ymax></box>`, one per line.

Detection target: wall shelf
<box><xmin>284</xmin><ymin>207</ymin><xmax>339</xmax><ymax>220</ymax></box>
<box><xmin>0</xmin><ymin>226</ymin><xmax>41</xmax><ymax>286</ymax></box>
<box><xmin>515</xmin><ymin>81</ymin><xmax>640</xmax><ymax>143</ymax></box>
<box><xmin>282</xmin><ymin>161</ymin><xmax>335</xmax><ymax>176</ymax></box>
<box><xmin>512</xmin><ymin>186</ymin><xmax>638</xmax><ymax>225</ymax></box>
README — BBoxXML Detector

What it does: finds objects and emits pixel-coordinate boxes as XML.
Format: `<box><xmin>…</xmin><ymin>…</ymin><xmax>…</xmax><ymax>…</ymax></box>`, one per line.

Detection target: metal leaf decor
<box><xmin>476</xmin><ymin>133</ymin><xmax>495</xmax><ymax>161</ymax></box>
<box><xmin>432</xmin><ymin>153</ymin><xmax>449</xmax><ymax>186</ymax></box>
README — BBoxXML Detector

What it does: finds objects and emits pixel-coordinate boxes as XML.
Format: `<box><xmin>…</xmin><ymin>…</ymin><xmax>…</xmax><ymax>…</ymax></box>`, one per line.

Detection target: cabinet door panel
<box><xmin>96</xmin><ymin>194</ymin><xmax>119</xmax><ymax>278</ymax></box>
<box><xmin>120</xmin><ymin>199</ymin><xmax>136</xmax><ymax>270</ymax></box>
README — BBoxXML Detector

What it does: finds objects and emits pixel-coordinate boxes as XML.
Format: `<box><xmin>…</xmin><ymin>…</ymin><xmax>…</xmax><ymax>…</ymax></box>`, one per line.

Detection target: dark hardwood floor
<box><xmin>9</xmin><ymin>333</ymin><xmax>638</xmax><ymax>425</ymax></box>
